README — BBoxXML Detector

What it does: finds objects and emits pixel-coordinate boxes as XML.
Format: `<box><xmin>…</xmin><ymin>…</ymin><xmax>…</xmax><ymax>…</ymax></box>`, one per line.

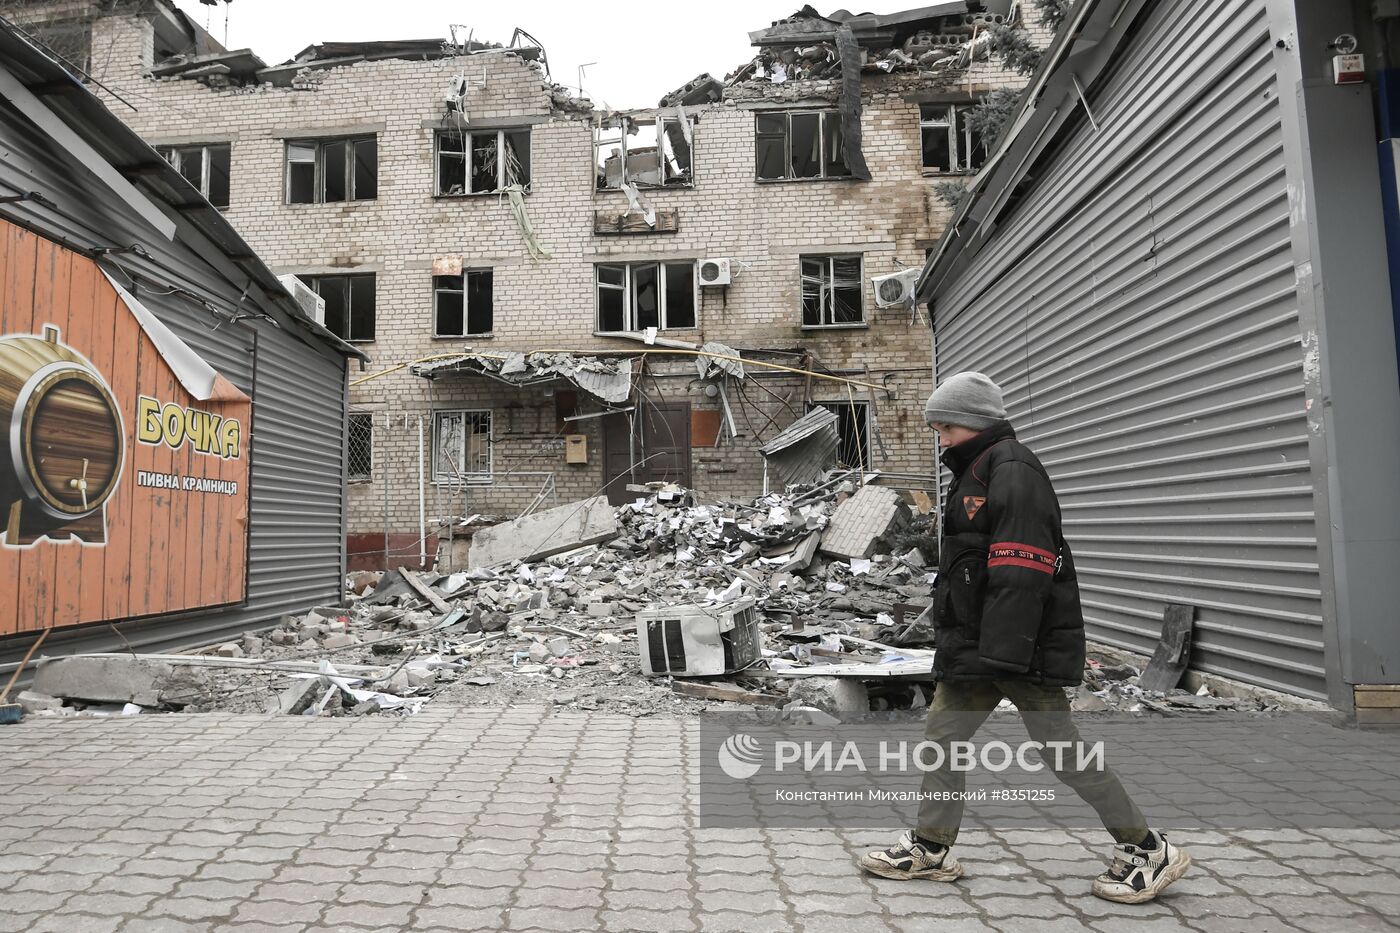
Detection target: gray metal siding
<box><xmin>933</xmin><ymin>0</ymin><xmax>1326</xmax><ymax>697</ymax></box>
<box><xmin>0</xmin><ymin>82</ymin><xmax>348</xmax><ymax>666</ymax></box>
<box><xmin>245</xmin><ymin>330</ymin><xmax>347</xmax><ymax>616</ymax></box>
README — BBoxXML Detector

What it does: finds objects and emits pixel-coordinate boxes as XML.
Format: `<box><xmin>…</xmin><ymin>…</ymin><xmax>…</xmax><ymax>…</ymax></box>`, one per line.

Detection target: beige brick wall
<box><xmin>41</xmin><ymin>6</ymin><xmax>1051</xmax><ymax>535</ymax></box>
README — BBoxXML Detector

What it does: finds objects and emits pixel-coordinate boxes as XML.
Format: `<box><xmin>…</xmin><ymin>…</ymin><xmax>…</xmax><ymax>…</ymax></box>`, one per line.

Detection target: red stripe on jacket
<box><xmin>988</xmin><ymin>555</ymin><xmax>1055</xmax><ymax>574</ymax></box>
<box><xmin>990</xmin><ymin>541</ymin><xmax>1056</xmax><ymax>562</ymax></box>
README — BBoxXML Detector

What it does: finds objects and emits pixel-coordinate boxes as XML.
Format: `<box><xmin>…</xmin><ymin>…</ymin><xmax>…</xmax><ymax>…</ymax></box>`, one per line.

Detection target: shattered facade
<box><xmin>0</xmin><ymin>0</ymin><xmax>1052</xmax><ymax>567</ymax></box>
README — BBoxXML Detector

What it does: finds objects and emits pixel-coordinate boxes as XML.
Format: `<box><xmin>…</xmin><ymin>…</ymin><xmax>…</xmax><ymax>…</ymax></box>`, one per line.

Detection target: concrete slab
<box><xmin>468</xmin><ymin>496</ymin><xmax>621</xmax><ymax>569</ymax></box>
<box><xmin>818</xmin><ymin>485</ymin><xmax>909</xmax><ymax>560</ymax></box>
<box><xmin>31</xmin><ymin>656</ymin><xmax>212</xmax><ymax>707</ymax></box>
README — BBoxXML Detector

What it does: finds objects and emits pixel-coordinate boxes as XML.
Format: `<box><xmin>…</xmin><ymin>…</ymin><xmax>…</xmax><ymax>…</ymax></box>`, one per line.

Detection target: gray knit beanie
<box><xmin>923</xmin><ymin>371</ymin><xmax>1006</xmax><ymax>429</ymax></box>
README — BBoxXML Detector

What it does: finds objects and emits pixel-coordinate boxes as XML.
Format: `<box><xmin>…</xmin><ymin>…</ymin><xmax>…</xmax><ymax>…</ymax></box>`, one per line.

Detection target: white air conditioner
<box><xmin>872</xmin><ymin>269</ymin><xmax>920</xmax><ymax>309</ymax></box>
<box><xmin>278</xmin><ymin>274</ymin><xmax>326</xmax><ymax>326</ymax></box>
<box><xmin>698</xmin><ymin>257</ymin><xmax>732</xmax><ymax>287</ymax></box>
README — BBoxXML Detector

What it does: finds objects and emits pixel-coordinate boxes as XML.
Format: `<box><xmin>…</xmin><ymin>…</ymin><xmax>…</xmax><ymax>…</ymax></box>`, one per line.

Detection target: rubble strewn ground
<box><xmin>21</xmin><ymin>477</ymin><xmax>1316</xmax><ymax>721</ymax></box>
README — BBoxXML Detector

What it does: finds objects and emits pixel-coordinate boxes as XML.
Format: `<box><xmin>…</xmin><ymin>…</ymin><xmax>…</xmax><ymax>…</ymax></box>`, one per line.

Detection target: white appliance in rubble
<box><xmin>278</xmin><ymin>274</ymin><xmax>326</xmax><ymax>326</ymax></box>
<box><xmin>636</xmin><ymin>598</ymin><xmax>762</xmax><ymax>676</ymax></box>
<box><xmin>871</xmin><ymin>268</ymin><xmax>920</xmax><ymax>308</ymax></box>
<box><xmin>698</xmin><ymin>257</ymin><xmax>733</xmax><ymax>286</ymax></box>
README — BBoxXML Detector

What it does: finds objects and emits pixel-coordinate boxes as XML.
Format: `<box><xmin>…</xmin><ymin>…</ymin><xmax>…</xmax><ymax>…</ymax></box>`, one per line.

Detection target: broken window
<box><xmin>299</xmin><ymin>272</ymin><xmax>376</xmax><ymax>342</ymax></box>
<box><xmin>595</xmin><ymin>115</ymin><xmax>693</xmax><ymax>190</ymax></box>
<box><xmin>285</xmin><ymin>136</ymin><xmax>377</xmax><ymax>204</ymax></box>
<box><xmin>920</xmin><ymin>103</ymin><xmax>986</xmax><ymax>173</ymax></box>
<box><xmin>158</xmin><ymin>144</ymin><xmax>231</xmax><ymax>209</ymax></box>
<box><xmin>434</xmin><ymin>269</ymin><xmax>494</xmax><ymax>337</ymax></box>
<box><xmin>814</xmin><ymin>400</ymin><xmax>871</xmax><ymax>470</ymax></box>
<box><xmin>800</xmin><ymin>255</ymin><xmax>864</xmax><ymax>327</ymax></box>
<box><xmin>433</xmin><ymin>410</ymin><xmax>492</xmax><ymax>483</ymax></box>
<box><xmin>435</xmin><ymin>129</ymin><xmax>531</xmax><ymax>195</ymax></box>
<box><xmin>594</xmin><ymin>262</ymin><xmax>697</xmax><ymax>332</ymax></box>
<box><xmin>755</xmin><ymin>110</ymin><xmax>849</xmax><ymax>181</ymax></box>
<box><xmin>348</xmin><ymin>413</ymin><xmax>374</xmax><ymax>483</ymax></box>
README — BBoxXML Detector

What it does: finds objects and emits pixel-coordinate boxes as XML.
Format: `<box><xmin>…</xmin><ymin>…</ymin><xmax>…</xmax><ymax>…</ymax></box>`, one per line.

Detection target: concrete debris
<box><xmin>468</xmin><ymin>495</ymin><xmax>621</xmax><ymax>568</ymax></box>
<box><xmin>16</xmin><ymin>690</ymin><xmax>61</xmax><ymax>714</ymax></box>
<box><xmin>25</xmin><ymin>476</ymin><xmax>1299</xmax><ymax>723</ymax></box>
<box><xmin>820</xmin><ymin>485</ymin><xmax>911</xmax><ymax>560</ymax></box>
<box><xmin>32</xmin><ymin>657</ymin><xmax>213</xmax><ymax>708</ymax></box>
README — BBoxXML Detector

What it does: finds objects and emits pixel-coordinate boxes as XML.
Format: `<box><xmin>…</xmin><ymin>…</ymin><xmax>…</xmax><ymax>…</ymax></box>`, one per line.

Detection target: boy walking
<box><xmin>859</xmin><ymin>372</ymin><xmax>1191</xmax><ymax>904</ymax></box>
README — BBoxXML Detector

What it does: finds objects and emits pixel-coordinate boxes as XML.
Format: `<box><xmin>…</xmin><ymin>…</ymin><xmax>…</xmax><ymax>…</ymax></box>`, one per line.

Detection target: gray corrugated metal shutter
<box><xmin>246</xmin><ymin>328</ymin><xmax>347</xmax><ymax>616</ymax></box>
<box><xmin>933</xmin><ymin>0</ymin><xmax>1326</xmax><ymax>697</ymax></box>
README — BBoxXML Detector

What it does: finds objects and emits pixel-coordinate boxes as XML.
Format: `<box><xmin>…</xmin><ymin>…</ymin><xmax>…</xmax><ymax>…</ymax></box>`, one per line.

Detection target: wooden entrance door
<box><xmin>601</xmin><ymin>403</ymin><xmax>692</xmax><ymax>504</ymax></box>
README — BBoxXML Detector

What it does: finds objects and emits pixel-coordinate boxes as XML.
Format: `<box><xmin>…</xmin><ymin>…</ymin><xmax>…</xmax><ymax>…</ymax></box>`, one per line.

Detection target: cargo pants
<box><xmin>915</xmin><ymin>680</ymin><xmax>1150</xmax><ymax>846</ymax></box>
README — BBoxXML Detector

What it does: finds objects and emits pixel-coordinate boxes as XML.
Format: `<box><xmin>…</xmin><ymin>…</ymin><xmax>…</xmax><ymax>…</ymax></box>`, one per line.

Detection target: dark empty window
<box><xmin>286</xmin><ymin>136</ymin><xmax>377</xmax><ymax>204</ymax></box>
<box><xmin>921</xmin><ymin>103</ymin><xmax>986</xmax><ymax>173</ymax></box>
<box><xmin>435</xmin><ymin>129</ymin><xmax>531</xmax><ymax>195</ymax></box>
<box><xmin>595</xmin><ymin>116</ymin><xmax>693</xmax><ymax>190</ymax></box>
<box><xmin>157</xmin><ymin>144</ymin><xmax>231</xmax><ymax>209</ymax></box>
<box><xmin>300</xmin><ymin>273</ymin><xmax>375</xmax><ymax>342</ymax></box>
<box><xmin>800</xmin><ymin>255</ymin><xmax>864</xmax><ymax>327</ymax></box>
<box><xmin>348</xmin><ymin>413</ymin><xmax>374</xmax><ymax>483</ymax></box>
<box><xmin>755</xmin><ymin>111</ymin><xmax>849</xmax><ymax>180</ymax></box>
<box><xmin>815</xmin><ymin>401</ymin><xmax>870</xmax><ymax>470</ymax></box>
<box><xmin>595</xmin><ymin>262</ymin><xmax>696</xmax><ymax>332</ymax></box>
<box><xmin>434</xmin><ymin>269</ymin><xmax>494</xmax><ymax>336</ymax></box>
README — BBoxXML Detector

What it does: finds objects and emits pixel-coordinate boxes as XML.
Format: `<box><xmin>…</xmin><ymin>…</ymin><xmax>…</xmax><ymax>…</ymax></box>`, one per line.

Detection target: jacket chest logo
<box><xmin>962</xmin><ymin>496</ymin><xmax>986</xmax><ymax>520</ymax></box>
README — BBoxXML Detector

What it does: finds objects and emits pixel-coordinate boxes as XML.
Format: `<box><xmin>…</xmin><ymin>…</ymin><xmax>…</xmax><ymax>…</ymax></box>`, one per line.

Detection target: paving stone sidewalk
<box><xmin>1</xmin><ymin>705</ymin><xmax>1398</xmax><ymax>933</ymax></box>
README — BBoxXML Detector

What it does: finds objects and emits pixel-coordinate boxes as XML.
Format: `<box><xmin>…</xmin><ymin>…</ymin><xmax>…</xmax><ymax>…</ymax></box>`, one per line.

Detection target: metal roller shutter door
<box><xmin>933</xmin><ymin>0</ymin><xmax>1326</xmax><ymax>697</ymax></box>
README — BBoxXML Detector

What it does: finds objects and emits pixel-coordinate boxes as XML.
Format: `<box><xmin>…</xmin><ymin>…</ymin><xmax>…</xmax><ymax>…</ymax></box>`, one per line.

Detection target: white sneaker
<box><xmin>1092</xmin><ymin>831</ymin><xmax>1191</xmax><ymax>903</ymax></box>
<box><xmin>858</xmin><ymin>830</ymin><xmax>964</xmax><ymax>881</ymax></box>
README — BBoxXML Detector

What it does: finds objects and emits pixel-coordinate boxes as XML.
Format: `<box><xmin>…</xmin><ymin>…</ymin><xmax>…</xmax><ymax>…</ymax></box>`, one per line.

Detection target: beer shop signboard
<box><xmin>0</xmin><ymin>219</ymin><xmax>251</xmax><ymax>636</ymax></box>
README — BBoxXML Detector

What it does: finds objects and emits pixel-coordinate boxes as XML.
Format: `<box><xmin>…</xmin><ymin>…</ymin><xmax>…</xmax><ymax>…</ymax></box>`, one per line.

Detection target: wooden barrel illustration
<box><xmin>1</xmin><ymin>325</ymin><xmax>124</xmax><ymax>522</ymax></box>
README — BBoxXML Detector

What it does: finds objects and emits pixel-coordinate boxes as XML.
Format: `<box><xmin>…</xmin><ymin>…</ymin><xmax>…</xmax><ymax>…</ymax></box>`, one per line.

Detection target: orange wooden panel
<box><xmin>692</xmin><ymin>409</ymin><xmax>722</xmax><ymax>448</ymax></box>
<box><xmin>1</xmin><ymin>218</ymin><xmax>254</xmax><ymax>634</ymax></box>
<box><xmin>45</xmin><ymin>246</ymin><xmax>81</xmax><ymax>630</ymax></box>
<box><xmin>76</xmin><ymin>269</ymin><xmax>114</xmax><ymax>625</ymax></box>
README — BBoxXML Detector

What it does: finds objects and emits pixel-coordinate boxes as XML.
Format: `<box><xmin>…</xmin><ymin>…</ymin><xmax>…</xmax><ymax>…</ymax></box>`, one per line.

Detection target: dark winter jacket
<box><xmin>932</xmin><ymin>421</ymin><xmax>1086</xmax><ymax>686</ymax></box>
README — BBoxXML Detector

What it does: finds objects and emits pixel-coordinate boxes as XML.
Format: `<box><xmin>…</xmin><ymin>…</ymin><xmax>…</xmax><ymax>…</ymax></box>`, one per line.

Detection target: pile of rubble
<box><xmin>13</xmin><ymin>475</ymin><xmax>1296</xmax><ymax>721</ymax></box>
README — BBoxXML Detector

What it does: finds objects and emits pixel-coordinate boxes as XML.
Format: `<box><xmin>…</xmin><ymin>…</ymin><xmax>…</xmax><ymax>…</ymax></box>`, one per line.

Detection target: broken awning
<box><xmin>411</xmin><ymin>352</ymin><xmax>634</xmax><ymax>404</ymax></box>
<box><xmin>102</xmin><ymin>270</ymin><xmax>249</xmax><ymax>403</ymax></box>
<box><xmin>760</xmin><ymin>407</ymin><xmax>840</xmax><ymax>487</ymax></box>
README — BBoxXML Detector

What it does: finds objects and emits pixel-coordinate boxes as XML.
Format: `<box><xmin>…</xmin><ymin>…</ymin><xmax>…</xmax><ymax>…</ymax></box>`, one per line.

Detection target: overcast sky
<box><xmin>166</xmin><ymin>0</ymin><xmax>828</xmax><ymax>110</ymax></box>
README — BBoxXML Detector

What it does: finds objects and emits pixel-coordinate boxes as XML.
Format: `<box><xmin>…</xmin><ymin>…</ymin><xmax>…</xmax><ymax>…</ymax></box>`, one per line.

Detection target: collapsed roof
<box><xmin>151</xmin><ymin>33</ymin><xmax>545</xmax><ymax>88</ymax></box>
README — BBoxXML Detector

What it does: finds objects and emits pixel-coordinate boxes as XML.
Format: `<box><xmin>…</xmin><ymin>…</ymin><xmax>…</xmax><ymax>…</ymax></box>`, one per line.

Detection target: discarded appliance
<box><xmin>637</xmin><ymin>598</ymin><xmax>762</xmax><ymax>676</ymax></box>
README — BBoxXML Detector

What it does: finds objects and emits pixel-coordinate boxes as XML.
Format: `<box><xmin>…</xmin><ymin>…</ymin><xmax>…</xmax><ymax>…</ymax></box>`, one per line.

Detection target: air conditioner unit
<box><xmin>872</xmin><ymin>268</ymin><xmax>920</xmax><ymax>309</ymax></box>
<box><xmin>278</xmin><ymin>274</ymin><xmax>325</xmax><ymax>326</ymax></box>
<box><xmin>698</xmin><ymin>257</ymin><xmax>732</xmax><ymax>287</ymax></box>
<box><xmin>636</xmin><ymin>598</ymin><xmax>762</xmax><ymax>676</ymax></box>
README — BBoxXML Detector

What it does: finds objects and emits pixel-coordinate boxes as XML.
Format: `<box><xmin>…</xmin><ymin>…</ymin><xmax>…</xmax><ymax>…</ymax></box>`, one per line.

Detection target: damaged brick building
<box><xmin>1</xmin><ymin>0</ymin><xmax>1052</xmax><ymax>568</ymax></box>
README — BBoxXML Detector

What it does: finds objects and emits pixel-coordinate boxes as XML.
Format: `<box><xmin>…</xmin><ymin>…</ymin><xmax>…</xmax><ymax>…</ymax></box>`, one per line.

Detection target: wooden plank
<box><xmin>593</xmin><ymin>208</ymin><xmax>680</xmax><ymax>235</ymax></box>
<box><xmin>1354</xmin><ymin>689</ymin><xmax>1400</xmax><ymax>709</ymax></box>
<box><xmin>399</xmin><ymin>567</ymin><xmax>451</xmax><ymax>613</ymax></box>
<box><xmin>102</xmin><ymin>303</ymin><xmax>142</xmax><ymax>622</ymax></box>
<box><xmin>0</xmin><ymin>223</ymin><xmax>14</xmax><ymax>636</ymax></box>
<box><xmin>8</xmin><ymin>227</ymin><xmax>41</xmax><ymax>636</ymax></box>
<box><xmin>78</xmin><ymin>272</ymin><xmax>118</xmax><ymax>624</ymax></box>
<box><xmin>1356</xmin><ymin>708</ymin><xmax>1400</xmax><ymax>726</ymax></box>
<box><xmin>44</xmin><ymin>240</ymin><xmax>79</xmax><ymax>630</ymax></box>
<box><xmin>671</xmin><ymin>680</ymin><xmax>787</xmax><ymax>707</ymax></box>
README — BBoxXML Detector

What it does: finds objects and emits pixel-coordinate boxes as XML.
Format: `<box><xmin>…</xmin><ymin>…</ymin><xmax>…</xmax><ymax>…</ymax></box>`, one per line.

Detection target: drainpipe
<box><xmin>417</xmin><ymin>416</ymin><xmax>427</xmax><ymax>569</ymax></box>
